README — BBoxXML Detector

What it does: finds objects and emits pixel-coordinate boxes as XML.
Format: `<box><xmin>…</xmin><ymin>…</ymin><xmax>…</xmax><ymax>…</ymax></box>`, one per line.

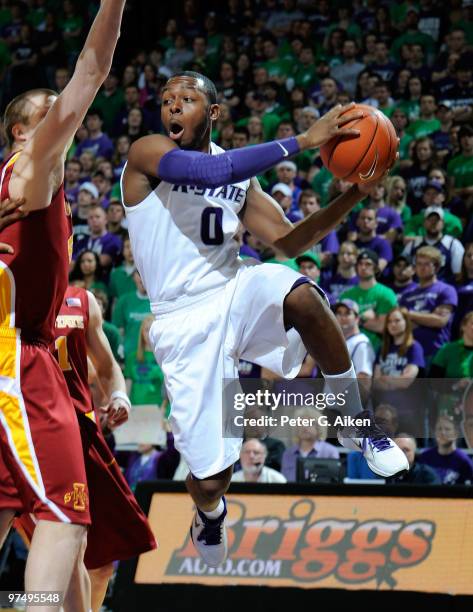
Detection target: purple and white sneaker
<box><xmin>338</xmin><ymin>411</ymin><xmax>409</xmax><ymax>478</ymax></box>
<box><xmin>190</xmin><ymin>496</ymin><xmax>228</xmax><ymax>567</ymax></box>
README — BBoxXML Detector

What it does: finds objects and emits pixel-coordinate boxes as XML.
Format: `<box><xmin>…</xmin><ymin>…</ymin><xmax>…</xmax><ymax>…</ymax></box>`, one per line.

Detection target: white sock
<box><xmin>322</xmin><ymin>363</ymin><xmax>363</xmax><ymax>419</ymax></box>
<box><xmin>201</xmin><ymin>498</ymin><xmax>224</xmax><ymax>520</ymax></box>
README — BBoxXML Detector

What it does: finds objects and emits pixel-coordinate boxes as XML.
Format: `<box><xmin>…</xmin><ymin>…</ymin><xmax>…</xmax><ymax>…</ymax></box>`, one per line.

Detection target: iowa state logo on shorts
<box><xmin>64</xmin><ymin>482</ymin><xmax>88</xmax><ymax>512</ymax></box>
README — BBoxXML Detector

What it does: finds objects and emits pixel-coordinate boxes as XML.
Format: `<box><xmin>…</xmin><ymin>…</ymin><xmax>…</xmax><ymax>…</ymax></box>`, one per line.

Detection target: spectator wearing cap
<box><xmin>71</xmin><ymin>181</ymin><xmax>99</xmax><ymax>244</ymax></box>
<box><xmin>402</xmin><ymin>205</ymin><xmax>464</xmax><ymax>284</ymax></box>
<box><xmin>452</xmin><ymin>243</ymin><xmax>473</xmax><ymax>338</ymax></box>
<box><xmin>407</xmin><ymin>95</ymin><xmax>441</xmax><ymax>139</ymax></box>
<box><xmin>273</xmin><ymin>160</ymin><xmax>302</xmax><ymax>214</ymax></box>
<box><xmin>73</xmin><ymin>205</ymin><xmax>123</xmax><ymax>270</ymax></box>
<box><xmin>299</xmin><ymin>190</ymin><xmax>339</xmax><ymax>268</ymax></box>
<box><xmin>271</xmin><ymin>183</ymin><xmax>300</xmax><ymax>223</ymax></box>
<box><xmin>351</xmin><ymin>182</ymin><xmax>403</xmax><ymax>244</ymax></box>
<box><xmin>334</xmin><ymin>299</ymin><xmax>375</xmax><ymax>393</ymax></box>
<box><xmin>417</xmin><ymin>415</ymin><xmax>473</xmax><ymax>485</ymax></box>
<box><xmin>400</xmin><ymin>246</ymin><xmax>458</xmax><ymax>361</ymax></box>
<box><xmin>393</xmin><ymin>434</ymin><xmax>440</xmax><ymax>485</ymax></box>
<box><xmin>75</xmin><ymin>109</ymin><xmax>114</xmax><ymax>160</ymax></box>
<box><xmin>447</xmin><ymin>125</ymin><xmax>473</xmax><ymax>204</ymax></box>
<box><xmin>340</xmin><ymin>249</ymin><xmax>398</xmax><ymax>350</ymax></box>
<box><xmin>321</xmin><ymin>241</ymin><xmax>359</xmax><ymax>304</ymax></box>
<box><xmin>373</xmin><ymin>307</ymin><xmax>425</xmax><ymax>428</ymax></box>
<box><xmin>388</xmin><ymin>254</ymin><xmax>419</xmax><ymax>297</ymax></box>
<box><xmin>353</xmin><ymin>208</ymin><xmax>393</xmax><ymax>273</ymax></box>
<box><xmin>404</xmin><ymin>181</ymin><xmax>463</xmax><ymax>239</ymax></box>
<box><xmin>431</xmin><ymin>101</ymin><xmax>456</xmax><ymax>160</ymax></box>
<box><xmin>331</xmin><ymin>39</ymin><xmax>365</xmax><ymax>97</ymax></box>
<box><xmin>295</xmin><ymin>252</ymin><xmax>321</xmax><ymax>285</ymax></box>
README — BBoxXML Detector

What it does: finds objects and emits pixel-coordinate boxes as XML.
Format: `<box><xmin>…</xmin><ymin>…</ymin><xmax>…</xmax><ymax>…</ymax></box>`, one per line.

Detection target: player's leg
<box><xmin>88</xmin><ymin>563</ymin><xmax>114</xmax><ymax>612</ymax></box>
<box><xmin>25</xmin><ymin>521</ymin><xmax>88</xmax><ymax>612</ymax></box>
<box><xmin>185</xmin><ymin>466</ymin><xmax>233</xmax><ymax>511</ymax></box>
<box><xmin>62</xmin><ymin>531</ymin><xmax>91</xmax><ymax>612</ymax></box>
<box><xmin>284</xmin><ymin>282</ymin><xmax>409</xmax><ymax>476</ymax></box>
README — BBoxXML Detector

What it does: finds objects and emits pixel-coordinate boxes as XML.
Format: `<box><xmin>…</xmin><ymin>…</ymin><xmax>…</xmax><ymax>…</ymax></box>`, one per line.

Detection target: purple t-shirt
<box><xmin>400</xmin><ymin>281</ymin><xmax>458</xmax><ymax>357</ymax></box>
<box><xmin>76</xmin><ymin>133</ymin><xmax>114</xmax><ymax>160</ymax></box>
<box><xmin>417</xmin><ymin>448</ymin><xmax>473</xmax><ymax>485</ymax></box>
<box><xmin>351</xmin><ymin>207</ymin><xmax>402</xmax><ymax>235</ymax></box>
<box><xmin>321</xmin><ymin>230</ymin><xmax>339</xmax><ymax>254</ymax></box>
<box><xmin>376</xmin><ymin>340</ymin><xmax>425</xmax><ymax>376</ymax></box>
<box><xmin>355</xmin><ymin>236</ymin><xmax>393</xmax><ymax>263</ymax></box>
<box><xmin>320</xmin><ymin>271</ymin><xmax>358</xmax><ymax>304</ymax></box>
<box><xmin>73</xmin><ymin>232</ymin><xmax>123</xmax><ymax>264</ymax></box>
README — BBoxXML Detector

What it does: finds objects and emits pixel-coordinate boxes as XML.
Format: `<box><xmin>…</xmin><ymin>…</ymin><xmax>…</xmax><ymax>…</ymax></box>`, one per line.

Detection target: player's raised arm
<box><xmin>124</xmin><ymin>103</ymin><xmax>362</xmax><ymax>194</ymax></box>
<box><xmin>10</xmin><ymin>0</ymin><xmax>126</xmax><ymax>210</ymax></box>
<box><xmin>85</xmin><ymin>291</ymin><xmax>131</xmax><ymax>428</ymax></box>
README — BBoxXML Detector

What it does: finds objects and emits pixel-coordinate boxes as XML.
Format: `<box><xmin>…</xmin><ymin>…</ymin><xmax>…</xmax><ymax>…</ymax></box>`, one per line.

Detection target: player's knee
<box><xmin>284</xmin><ymin>283</ymin><xmax>329</xmax><ymax>331</ymax></box>
<box><xmin>89</xmin><ymin>562</ymin><xmax>114</xmax><ymax>583</ymax></box>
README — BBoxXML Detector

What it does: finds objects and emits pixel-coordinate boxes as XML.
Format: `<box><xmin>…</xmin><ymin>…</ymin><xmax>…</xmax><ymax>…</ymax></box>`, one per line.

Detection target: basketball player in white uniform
<box><xmin>121</xmin><ymin>72</ymin><xmax>408</xmax><ymax>567</ymax></box>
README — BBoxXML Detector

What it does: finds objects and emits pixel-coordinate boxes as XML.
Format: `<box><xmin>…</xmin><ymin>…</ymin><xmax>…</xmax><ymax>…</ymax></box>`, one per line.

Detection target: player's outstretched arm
<box><xmin>124</xmin><ymin>104</ymin><xmax>362</xmax><ymax>203</ymax></box>
<box><xmin>243</xmin><ymin>178</ymin><xmax>373</xmax><ymax>258</ymax></box>
<box><xmin>11</xmin><ymin>0</ymin><xmax>126</xmax><ymax>210</ymax></box>
<box><xmin>86</xmin><ymin>291</ymin><xmax>131</xmax><ymax>428</ymax></box>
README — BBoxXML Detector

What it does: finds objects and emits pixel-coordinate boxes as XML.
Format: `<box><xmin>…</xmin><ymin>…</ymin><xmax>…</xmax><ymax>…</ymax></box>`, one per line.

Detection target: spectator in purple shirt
<box><xmin>281</xmin><ymin>406</ymin><xmax>339</xmax><ymax>482</ymax></box>
<box><xmin>74</xmin><ymin>204</ymin><xmax>123</xmax><ymax>270</ymax></box>
<box><xmin>75</xmin><ymin>108</ymin><xmax>114</xmax><ymax>160</ymax></box>
<box><xmin>453</xmin><ymin>243</ymin><xmax>473</xmax><ymax>338</ymax></box>
<box><xmin>321</xmin><ymin>241</ymin><xmax>359</xmax><ymax>304</ymax></box>
<box><xmin>388</xmin><ymin>254</ymin><xmax>419</xmax><ymax>297</ymax></box>
<box><xmin>299</xmin><ymin>189</ymin><xmax>339</xmax><ymax>269</ymax></box>
<box><xmin>124</xmin><ymin>433</ymin><xmax>180</xmax><ymax>491</ymax></box>
<box><xmin>353</xmin><ymin>207</ymin><xmax>393</xmax><ymax>273</ymax></box>
<box><xmin>400</xmin><ymin>246</ymin><xmax>458</xmax><ymax>361</ymax></box>
<box><xmin>417</xmin><ymin>415</ymin><xmax>473</xmax><ymax>485</ymax></box>
<box><xmin>350</xmin><ymin>183</ymin><xmax>403</xmax><ymax>243</ymax></box>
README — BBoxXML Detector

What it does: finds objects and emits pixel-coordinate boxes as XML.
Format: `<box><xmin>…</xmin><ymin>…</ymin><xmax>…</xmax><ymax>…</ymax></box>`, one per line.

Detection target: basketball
<box><xmin>320</xmin><ymin>104</ymin><xmax>398</xmax><ymax>183</ymax></box>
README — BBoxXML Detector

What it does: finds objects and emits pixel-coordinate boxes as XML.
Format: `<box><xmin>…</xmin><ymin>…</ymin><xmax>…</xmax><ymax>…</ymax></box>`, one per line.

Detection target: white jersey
<box><xmin>122</xmin><ymin>143</ymin><xmax>250</xmax><ymax>312</ymax></box>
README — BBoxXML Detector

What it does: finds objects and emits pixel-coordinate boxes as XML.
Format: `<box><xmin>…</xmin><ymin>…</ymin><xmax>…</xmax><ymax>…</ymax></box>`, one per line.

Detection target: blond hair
<box><xmin>3</xmin><ymin>88</ymin><xmax>57</xmax><ymax>147</ymax></box>
<box><xmin>136</xmin><ymin>315</ymin><xmax>155</xmax><ymax>362</ymax></box>
<box><xmin>415</xmin><ymin>246</ymin><xmax>442</xmax><ymax>269</ymax></box>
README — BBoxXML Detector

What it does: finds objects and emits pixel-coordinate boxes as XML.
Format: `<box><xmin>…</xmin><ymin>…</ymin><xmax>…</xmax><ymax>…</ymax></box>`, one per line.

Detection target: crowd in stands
<box><xmin>1</xmin><ymin>0</ymin><xmax>473</xmax><ymax>488</ymax></box>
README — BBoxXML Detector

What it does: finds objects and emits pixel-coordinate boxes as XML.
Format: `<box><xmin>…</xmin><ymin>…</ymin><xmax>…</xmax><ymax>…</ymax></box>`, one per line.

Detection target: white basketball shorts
<box><xmin>149</xmin><ymin>260</ymin><xmax>317</xmax><ymax>478</ymax></box>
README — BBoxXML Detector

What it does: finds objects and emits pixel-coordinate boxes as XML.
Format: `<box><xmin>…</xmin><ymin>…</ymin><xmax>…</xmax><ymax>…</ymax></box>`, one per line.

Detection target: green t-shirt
<box><xmin>399</xmin><ymin>132</ymin><xmax>414</xmax><ymax>161</ymax></box>
<box><xmin>112</xmin><ymin>291</ymin><xmax>151</xmax><ymax>359</ymax></box>
<box><xmin>108</xmin><ymin>265</ymin><xmax>136</xmax><ymax>301</ymax></box>
<box><xmin>447</xmin><ymin>154</ymin><xmax>473</xmax><ymax>190</ymax></box>
<box><xmin>92</xmin><ymin>88</ymin><xmax>125</xmax><ymax>134</ymax></box>
<box><xmin>432</xmin><ymin>340</ymin><xmax>473</xmax><ymax>378</ymax></box>
<box><xmin>263</xmin><ymin>58</ymin><xmax>293</xmax><ymax>80</ymax></box>
<box><xmin>340</xmin><ymin>283</ymin><xmax>398</xmax><ymax>349</ymax></box>
<box><xmin>264</xmin><ymin>257</ymin><xmax>299</xmax><ymax>271</ymax></box>
<box><xmin>379</xmin><ymin>105</ymin><xmax>395</xmax><ymax>118</ymax></box>
<box><xmin>293</xmin><ymin>63</ymin><xmax>318</xmax><ymax>88</ymax></box>
<box><xmin>311</xmin><ymin>166</ymin><xmax>333</xmax><ymax>207</ymax></box>
<box><xmin>397</xmin><ymin>99</ymin><xmax>420</xmax><ymax>122</ymax></box>
<box><xmin>400</xmin><ymin>204</ymin><xmax>412</xmax><ymax>224</ymax></box>
<box><xmin>391</xmin><ymin>31</ymin><xmax>435</xmax><ymax>63</ymax></box>
<box><xmin>59</xmin><ymin>15</ymin><xmax>84</xmax><ymax>53</ymax></box>
<box><xmin>103</xmin><ymin>320</ymin><xmax>124</xmax><ymax>363</ymax></box>
<box><xmin>125</xmin><ymin>350</ymin><xmax>165</xmax><ymax>405</ymax></box>
<box><xmin>407</xmin><ymin>118</ymin><xmax>441</xmax><ymax>139</ymax></box>
<box><xmin>404</xmin><ymin>211</ymin><xmax>463</xmax><ymax>238</ymax></box>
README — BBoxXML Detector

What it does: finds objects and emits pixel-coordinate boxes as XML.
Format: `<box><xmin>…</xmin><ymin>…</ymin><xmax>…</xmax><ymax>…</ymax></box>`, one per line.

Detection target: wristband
<box><xmin>110</xmin><ymin>390</ymin><xmax>131</xmax><ymax>409</ymax></box>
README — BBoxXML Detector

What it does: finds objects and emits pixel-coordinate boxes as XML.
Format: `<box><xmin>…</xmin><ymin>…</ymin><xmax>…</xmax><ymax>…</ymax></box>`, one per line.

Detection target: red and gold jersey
<box><xmin>0</xmin><ymin>152</ymin><xmax>73</xmax><ymax>344</ymax></box>
<box><xmin>53</xmin><ymin>286</ymin><xmax>92</xmax><ymax>415</ymax></box>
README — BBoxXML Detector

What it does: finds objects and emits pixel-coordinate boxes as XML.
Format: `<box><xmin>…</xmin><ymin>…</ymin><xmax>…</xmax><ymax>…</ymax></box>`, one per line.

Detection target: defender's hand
<box><xmin>298</xmin><ymin>103</ymin><xmax>363</xmax><ymax>151</ymax></box>
<box><xmin>100</xmin><ymin>398</ymin><xmax>130</xmax><ymax>429</ymax></box>
<box><xmin>0</xmin><ymin>197</ymin><xmax>27</xmax><ymax>232</ymax></box>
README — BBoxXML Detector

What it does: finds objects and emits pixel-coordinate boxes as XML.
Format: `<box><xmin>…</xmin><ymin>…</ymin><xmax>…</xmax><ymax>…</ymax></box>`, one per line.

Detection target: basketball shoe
<box><xmin>338</xmin><ymin>410</ymin><xmax>409</xmax><ymax>478</ymax></box>
<box><xmin>190</xmin><ymin>496</ymin><xmax>228</xmax><ymax>567</ymax></box>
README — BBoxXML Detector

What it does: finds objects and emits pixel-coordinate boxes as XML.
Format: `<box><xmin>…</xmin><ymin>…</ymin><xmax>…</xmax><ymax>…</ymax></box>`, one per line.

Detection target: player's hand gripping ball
<box><xmin>320</xmin><ymin>103</ymin><xmax>398</xmax><ymax>183</ymax></box>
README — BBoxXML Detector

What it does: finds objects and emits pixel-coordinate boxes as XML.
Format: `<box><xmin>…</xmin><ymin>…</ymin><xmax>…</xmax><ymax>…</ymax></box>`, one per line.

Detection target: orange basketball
<box><xmin>320</xmin><ymin>104</ymin><xmax>398</xmax><ymax>183</ymax></box>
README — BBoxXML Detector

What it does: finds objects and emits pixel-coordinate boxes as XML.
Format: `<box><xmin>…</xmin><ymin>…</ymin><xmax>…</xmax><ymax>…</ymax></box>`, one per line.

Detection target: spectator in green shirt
<box><xmin>92</xmin><ymin>69</ymin><xmax>124</xmax><ymax>134</ymax></box>
<box><xmin>391</xmin><ymin>8</ymin><xmax>436</xmax><ymax>64</ymax></box>
<box><xmin>261</xmin><ymin>35</ymin><xmax>293</xmax><ymax>85</ymax></box>
<box><xmin>112</xmin><ymin>270</ymin><xmax>151</xmax><ymax>365</ymax></box>
<box><xmin>125</xmin><ymin>315</ymin><xmax>165</xmax><ymax>406</ymax></box>
<box><xmin>408</xmin><ymin>95</ymin><xmax>441</xmax><ymax>139</ymax></box>
<box><xmin>91</xmin><ymin>288</ymin><xmax>124</xmax><ymax>364</ymax></box>
<box><xmin>109</xmin><ymin>235</ymin><xmax>136</xmax><ymax>304</ymax></box>
<box><xmin>341</xmin><ymin>249</ymin><xmax>398</xmax><ymax>350</ymax></box>
<box><xmin>448</xmin><ymin>125</ymin><xmax>473</xmax><ymax>202</ymax></box>
<box><xmin>59</xmin><ymin>0</ymin><xmax>84</xmax><ymax>61</ymax></box>
<box><xmin>404</xmin><ymin>181</ymin><xmax>463</xmax><ymax>239</ymax></box>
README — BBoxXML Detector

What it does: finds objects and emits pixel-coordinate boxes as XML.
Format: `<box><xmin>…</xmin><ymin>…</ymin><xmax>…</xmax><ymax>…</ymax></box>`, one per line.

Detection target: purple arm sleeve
<box><xmin>157</xmin><ymin>137</ymin><xmax>300</xmax><ymax>187</ymax></box>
